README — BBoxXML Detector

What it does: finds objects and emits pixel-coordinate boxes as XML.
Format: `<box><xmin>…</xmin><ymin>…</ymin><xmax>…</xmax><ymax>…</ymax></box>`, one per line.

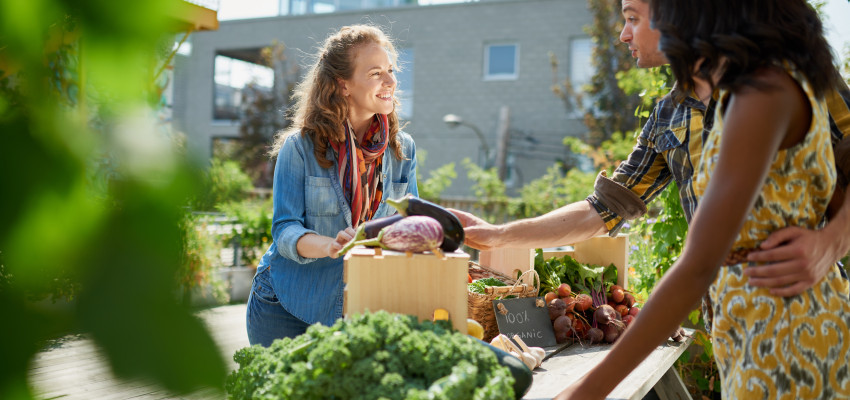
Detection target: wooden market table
<box><xmin>523</xmin><ymin>329</ymin><xmax>695</xmax><ymax>400</ymax></box>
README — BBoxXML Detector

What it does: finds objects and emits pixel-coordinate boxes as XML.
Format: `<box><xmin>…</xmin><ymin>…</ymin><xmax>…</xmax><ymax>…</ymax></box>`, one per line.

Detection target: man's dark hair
<box><xmin>650</xmin><ymin>0</ymin><xmax>837</xmax><ymax>100</ymax></box>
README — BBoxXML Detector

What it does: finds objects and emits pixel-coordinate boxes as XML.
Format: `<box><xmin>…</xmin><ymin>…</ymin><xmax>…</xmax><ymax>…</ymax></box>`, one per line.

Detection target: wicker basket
<box><xmin>468</xmin><ymin>262</ymin><xmax>540</xmax><ymax>342</ymax></box>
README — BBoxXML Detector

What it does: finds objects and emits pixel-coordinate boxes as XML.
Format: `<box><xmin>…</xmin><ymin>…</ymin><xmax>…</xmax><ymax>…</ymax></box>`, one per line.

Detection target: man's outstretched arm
<box><xmin>450</xmin><ymin>200</ymin><xmax>608</xmax><ymax>251</ymax></box>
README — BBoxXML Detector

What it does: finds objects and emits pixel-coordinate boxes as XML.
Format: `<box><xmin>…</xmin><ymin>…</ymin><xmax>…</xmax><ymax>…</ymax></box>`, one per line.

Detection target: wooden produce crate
<box><xmin>478</xmin><ymin>234</ymin><xmax>630</xmax><ymax>289</ymax></box>
<box><xmin>343</xmin><ymin>247</ymin><xmax>470</xmax><ymax>334</ymax></box>
<box><xmin>478</xmin><ymin>248</ymin><xmax>535</xmax><ymax>284</ymax></box>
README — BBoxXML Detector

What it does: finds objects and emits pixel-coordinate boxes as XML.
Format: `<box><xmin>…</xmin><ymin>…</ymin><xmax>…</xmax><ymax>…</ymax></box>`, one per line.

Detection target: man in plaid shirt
<box><xmin>452</xmin><ymin>0</ymin><xmax>850</xmax><ymax>297</ymax></box>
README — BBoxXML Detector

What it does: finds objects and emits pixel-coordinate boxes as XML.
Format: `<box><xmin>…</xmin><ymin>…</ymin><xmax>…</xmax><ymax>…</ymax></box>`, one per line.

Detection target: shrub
<box><xmin>177</xmin><ymin>213</ymin><xmax>227</xmax><ymax>305</ymax></box>
<box><xmin>196</xmin><ymin>158</ymin><xmax>254</xmax><ymax>211</ymax></box>
<box><xmin>218</xmin><ymin>198</ymin><xmax>273</xmax><ymax>267</ymax></box>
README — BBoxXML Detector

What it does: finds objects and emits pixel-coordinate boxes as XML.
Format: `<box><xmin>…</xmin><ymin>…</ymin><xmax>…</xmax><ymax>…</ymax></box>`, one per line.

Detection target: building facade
<box><xmin>172</xmin><ymin>0</ymin><xmax>595</xmax><ymax>196</ymax></box>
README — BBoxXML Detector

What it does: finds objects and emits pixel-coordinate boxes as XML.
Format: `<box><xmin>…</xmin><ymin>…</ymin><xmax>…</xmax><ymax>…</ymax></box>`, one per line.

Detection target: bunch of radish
<box><xmin>545</xmin><ymin>283</ymin><xmax>641</xmax><ymax>345</ymax></box>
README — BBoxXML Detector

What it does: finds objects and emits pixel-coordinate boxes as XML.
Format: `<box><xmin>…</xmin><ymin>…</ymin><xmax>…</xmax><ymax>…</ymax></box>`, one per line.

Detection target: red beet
<box><xmin>669</xmin><ymin>326</ymin><xmax>686</xmax><ymax>342</ymax></box>
<box><xmin>603</xmin><ymin>322</ymin><xmax>624</xmax><ymax>343</ymax></box>
<box><xmin>553</xmin><ymin>315</ymin><xmax>573</xmax><ymax>344</ymax></box>
<box><xmin>594</xmin><ymin>304</ymin><xmax>619</xmax><ymax>326</ymax></box>
<box><xmin>549</xmin><ymin>298</ymin><xmax>567</xmax><ymax>320</ymax></box>
<box><xmin>555</xmin><ymin>330</ymin><xmax>569</xmax><ymax>344</ymax></box>
<box><xmin>623</xmin><ymin>292</ymin><xmax>636</xmax><ymax>307</ymax></box>
<box><xmin>553</xmin><ymin>314</ymin><xmax>572</xmax><ymax>332</ymax></box>
<box><xmin>629</xmin><ymin>306</ymin><xmax>640</xmax><ymax>317</ymax></box>
<box><xmin>622</xmin><ymin>315</ymin><xmax>635</xmax><ymax>327</ymax></box>
<box><xmin>587</xmin><ymin>327</ymin><xmax>604</xmax><ymax>344</ymax></box>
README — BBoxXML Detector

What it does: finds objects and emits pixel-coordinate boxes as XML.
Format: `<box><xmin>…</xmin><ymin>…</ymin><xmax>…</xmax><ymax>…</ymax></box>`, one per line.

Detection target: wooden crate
<box><xmin>343</xmin><ymin>247</ymin><xmax>470</xmax><ymax>334</ymax></box>
<box><xmin>477</xmin><ymin>247</ymin><xmax>535</xmax><ymax>283</ymax></box>
<box><xmin>477</xmin><ymin>234</ymin><xmax>630</xmax><ymax>289</ymax></box>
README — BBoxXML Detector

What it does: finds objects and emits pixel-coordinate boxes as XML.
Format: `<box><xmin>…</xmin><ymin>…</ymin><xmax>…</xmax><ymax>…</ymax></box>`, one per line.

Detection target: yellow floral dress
<box><xmin>694</xmin><ymin>65</ymin><xmax>850</xmax><ymax>399</ymax></box>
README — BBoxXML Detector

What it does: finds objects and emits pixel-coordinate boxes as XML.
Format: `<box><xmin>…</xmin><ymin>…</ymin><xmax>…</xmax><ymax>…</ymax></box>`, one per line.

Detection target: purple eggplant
<box><xmin>339</xmin><ymin>215</ymin><xmax>444</xmax><ymax>255</ymax></box>
<box><xmin>337</xmin><ymin>214</ymin><xmax>404</xmax><ymax>255</ymax></box>
<box><xmin>385</xmin><ymin>194</ymin><xmax>464</xmax><ymax>252</ymax></box>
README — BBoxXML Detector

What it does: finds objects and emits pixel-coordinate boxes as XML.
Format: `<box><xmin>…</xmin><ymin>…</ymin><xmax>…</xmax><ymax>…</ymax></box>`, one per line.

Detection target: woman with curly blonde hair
<box><xmin>248</xmin><ymin>24</ymin><xmax>418</xmax><ymax>345</ymax></box>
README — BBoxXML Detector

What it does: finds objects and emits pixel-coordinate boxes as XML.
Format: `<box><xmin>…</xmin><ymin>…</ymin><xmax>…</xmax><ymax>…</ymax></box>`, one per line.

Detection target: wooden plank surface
<box><xmin>30</xmin><ymin>303</ymin><xmax>693</xmax><ymax>400</ymax></box>
<box><xmin>523</xmin><ymin>328</ymin><xmax>694</xmax><ymax>400</ymax></box>
<box><xmin>29</xmin><ymin>304</ymin><xmax>249</xmax><ymax>400</ymax></box>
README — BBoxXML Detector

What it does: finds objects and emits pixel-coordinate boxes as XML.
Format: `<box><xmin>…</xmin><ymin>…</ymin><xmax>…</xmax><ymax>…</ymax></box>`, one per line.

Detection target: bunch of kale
<box><xmin>225</xmin><ymin>310</ymin><xmax>515</xmax><ymax>400</ymax></box>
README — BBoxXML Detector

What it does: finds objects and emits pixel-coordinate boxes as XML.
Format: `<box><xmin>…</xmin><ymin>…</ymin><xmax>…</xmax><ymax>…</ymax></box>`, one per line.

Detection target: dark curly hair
<box><xmin>650</xmin><ymin>0</ymin><xmax>838</xmax><ymax>102</ymax></box>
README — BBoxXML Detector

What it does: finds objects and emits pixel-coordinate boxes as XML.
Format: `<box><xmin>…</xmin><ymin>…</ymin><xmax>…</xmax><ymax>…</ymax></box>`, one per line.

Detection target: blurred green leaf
<box><xmin>1</xmin><ymin>1</ymin><xmax>226</xmax><ymax>398</ymax></box>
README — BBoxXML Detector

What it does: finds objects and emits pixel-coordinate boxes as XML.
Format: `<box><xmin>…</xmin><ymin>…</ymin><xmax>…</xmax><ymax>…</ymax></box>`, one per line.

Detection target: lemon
<box><xmin>467</xmin><ymin>318</ymin><xmax>484</xmax><ymax>340</ymax></box>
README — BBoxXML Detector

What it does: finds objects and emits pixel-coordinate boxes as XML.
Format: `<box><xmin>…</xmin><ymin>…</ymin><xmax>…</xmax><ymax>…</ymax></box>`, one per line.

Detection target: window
<box><xmin>278</xmin><ymin>0</ymin><xmax>416</xmax><ymax>16</ymax></box>
<box><xmin>484</xmin><ymin>43</ymin><xmax>518</xmax><ymax>80</ymax></box>
<box><xmin>569</xmin><ymin>37</ymin><xmax>594</xmax><ymax>90</ymax></box>
<box><xmin>569</xmin><ymin>37</ymin><xmax>594</xmax><ymax>113</ymax></box>
<box><xmin>396</xmin><ymin>47</ymin><xmax>414</xmax><ymax>119</ymax></box>
<box><xmin>311</xmin><ymin>0</ymin><xmax>336</xmax><ymax>13</ymax></box>
<box><xmin>213</xmin><ymin>52</ymin><xmax>273</xmax><ymax>122</ymax></box>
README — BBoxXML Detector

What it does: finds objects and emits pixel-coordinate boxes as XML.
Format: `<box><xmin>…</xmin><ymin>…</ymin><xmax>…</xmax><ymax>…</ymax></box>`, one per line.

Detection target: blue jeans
<box><xmin>245</xmin><ymin>267</ymin><xmax>310</xmax><ymax>347</ymax></box>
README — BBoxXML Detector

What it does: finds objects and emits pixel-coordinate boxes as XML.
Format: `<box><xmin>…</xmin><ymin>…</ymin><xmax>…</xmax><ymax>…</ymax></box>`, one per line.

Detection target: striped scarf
<box><xmin>330</xmin><ymin>114</ymin><xmax>389</xmax><ymax>227</ymax></box>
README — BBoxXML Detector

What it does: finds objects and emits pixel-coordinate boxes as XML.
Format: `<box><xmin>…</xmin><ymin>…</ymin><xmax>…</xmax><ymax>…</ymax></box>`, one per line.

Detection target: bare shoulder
<box><xmin>748</xmin><ymin>66</ymin><xmax>804</xmax><ymax>98</ymax></box>
<box><xmin>729</xmin><ymin>66</ymin><xmax>810</xmax><ymax>148</ymax></box>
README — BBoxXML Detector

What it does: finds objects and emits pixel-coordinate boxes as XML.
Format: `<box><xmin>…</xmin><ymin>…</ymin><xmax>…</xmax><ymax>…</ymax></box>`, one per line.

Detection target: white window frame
<box><xmin>484</xmin><ymin>43</ymin><xmax>519</xmax><ymax>81</ymax></box>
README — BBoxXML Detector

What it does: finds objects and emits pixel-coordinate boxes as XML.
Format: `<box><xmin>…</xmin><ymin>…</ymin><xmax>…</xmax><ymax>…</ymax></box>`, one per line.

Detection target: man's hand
<box><xmin>744</xmin><ymin>226</ymin><xmax>836</xmax><ymax>297</ymax></box>
<box><xmin>448</xmin><ymin>208</ymin><xmax>500</xmax><ymax>251</ymax></box>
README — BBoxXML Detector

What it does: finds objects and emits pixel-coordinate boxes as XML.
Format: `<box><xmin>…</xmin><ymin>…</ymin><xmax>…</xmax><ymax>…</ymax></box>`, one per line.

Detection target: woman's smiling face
<box><xmin>340</xmin><ymin>42</ymin><xmax>396</xmax><ymax>126</ymax></box>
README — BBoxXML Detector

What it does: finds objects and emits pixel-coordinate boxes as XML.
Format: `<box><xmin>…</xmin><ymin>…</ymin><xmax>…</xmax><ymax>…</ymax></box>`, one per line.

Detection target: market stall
<box><xmin>225</xmin><ymin>197</ymin><xmax>695</xmax><ymax>399</ymax></box>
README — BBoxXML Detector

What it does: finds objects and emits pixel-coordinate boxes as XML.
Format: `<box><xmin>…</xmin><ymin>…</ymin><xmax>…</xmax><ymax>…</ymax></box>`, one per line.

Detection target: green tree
<box><xmin>551</xmin><ymin>0</ymin><xmax>641</xmax><ymax>147</ymax></box>
<box><xmin>0</xmin><ymin>3</ymin><xmax>226</xmax><ymax>399</ymax></box>
<box><xmin>416</xmin><ymin>149</ymin><xmax>457</xmax><ymax>203</ymax></box>
<box><xmin>233</xmin><ymin>42</ymin><xmax>299</xmax><ymax>188</ymax></box>
<box><xmin>196</xmin><ymin>158</ymin><xmax>255</xmax><ymax>211</ymax></box>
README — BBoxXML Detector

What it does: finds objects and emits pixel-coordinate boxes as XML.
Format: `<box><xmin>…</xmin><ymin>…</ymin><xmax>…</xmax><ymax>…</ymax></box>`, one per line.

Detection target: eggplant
<box><xmin>337</xmin><ymin>214</ymin><xmax>405</xmax><ymax>256</ymax></box>
<box><xmin>340</xmin><ymin>215</ymin><xmax>443</xmax><ymax>254</ymax></box>
<box><xmin>385</xmin><ymin>194</ymin><xmax>464</xmax><ymax>252</ymax></box>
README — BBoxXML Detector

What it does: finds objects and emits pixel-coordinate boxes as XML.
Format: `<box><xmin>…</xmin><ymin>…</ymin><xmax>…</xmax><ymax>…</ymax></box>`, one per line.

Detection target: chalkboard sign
<box><xmin>492</xmin><ymin>297</ymin><xmax>557</xmax><ymax>347</ymax></box>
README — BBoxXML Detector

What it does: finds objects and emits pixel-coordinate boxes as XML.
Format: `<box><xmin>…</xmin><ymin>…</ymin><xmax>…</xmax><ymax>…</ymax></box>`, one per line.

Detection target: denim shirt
<box><xmin>256</xmin><ymin>130</ymin><xmax>418</xmax><ymax>327</ymax></box>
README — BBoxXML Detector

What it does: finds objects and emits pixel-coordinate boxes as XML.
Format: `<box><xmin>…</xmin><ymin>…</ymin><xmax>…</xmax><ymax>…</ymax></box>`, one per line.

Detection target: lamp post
<box><xmin>443</xmin><ymin>113</ymin><xmax>491</xmax><ymax>168</ymax></box>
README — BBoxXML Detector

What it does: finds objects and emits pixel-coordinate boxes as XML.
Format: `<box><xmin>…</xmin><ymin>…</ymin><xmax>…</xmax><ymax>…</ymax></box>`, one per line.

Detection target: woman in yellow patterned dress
<box><xmin>556</xmin><ymin>0</ymin><xmax>850</xmax><ymax>399</ymax></box>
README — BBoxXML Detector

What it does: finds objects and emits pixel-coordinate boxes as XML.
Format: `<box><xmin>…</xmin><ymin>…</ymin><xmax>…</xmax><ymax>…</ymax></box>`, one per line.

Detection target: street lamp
<box><xmin>442</xmin><ymin>113</ymin><xmax>491</xmax><ymax>168</ymax></box>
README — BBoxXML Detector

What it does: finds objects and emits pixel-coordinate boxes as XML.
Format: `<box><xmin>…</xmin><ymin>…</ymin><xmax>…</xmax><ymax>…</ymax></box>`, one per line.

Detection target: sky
<box><xmin>822</xmin><ymin>0</ymin><xmax>850</xmax><ymax>56</ymax></box>
<box><xmin>214</xmin><ymin>0</ymin><xmax>850</xmax><ymax>62</ymax></box>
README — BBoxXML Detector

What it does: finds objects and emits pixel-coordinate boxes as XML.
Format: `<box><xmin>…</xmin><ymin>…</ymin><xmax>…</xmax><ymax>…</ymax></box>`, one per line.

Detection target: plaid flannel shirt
<box><xmin>588</xmin><ymin>81</ymin><xmax>850</xmax><ymax>236</ymax></box>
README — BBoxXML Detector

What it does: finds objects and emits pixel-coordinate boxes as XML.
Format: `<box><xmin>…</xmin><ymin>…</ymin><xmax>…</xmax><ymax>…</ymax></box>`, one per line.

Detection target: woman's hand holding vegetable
<box><xmin>296</xmin><ymin>227</ymin><xmax>357</xmax><ymax>259</ymax></box>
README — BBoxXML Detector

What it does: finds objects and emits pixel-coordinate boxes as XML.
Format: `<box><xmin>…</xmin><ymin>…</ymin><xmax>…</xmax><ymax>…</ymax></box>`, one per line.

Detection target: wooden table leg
<box><xmin>652</xmin><ymin>366</ymin><xmax>692</xmax><ymax>400</ymax></box>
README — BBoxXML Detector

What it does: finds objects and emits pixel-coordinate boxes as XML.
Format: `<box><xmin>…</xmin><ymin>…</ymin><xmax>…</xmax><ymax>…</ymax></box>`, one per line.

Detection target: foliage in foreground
<box><xmin>0</xmin><ymin>2</ymin><xmax>227</xmax><ymax>399</ymax></box>
<box><xmin>226</xmin><ymin>311</ymin><xmax>514</xmax><ymax>400</ymax></box>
